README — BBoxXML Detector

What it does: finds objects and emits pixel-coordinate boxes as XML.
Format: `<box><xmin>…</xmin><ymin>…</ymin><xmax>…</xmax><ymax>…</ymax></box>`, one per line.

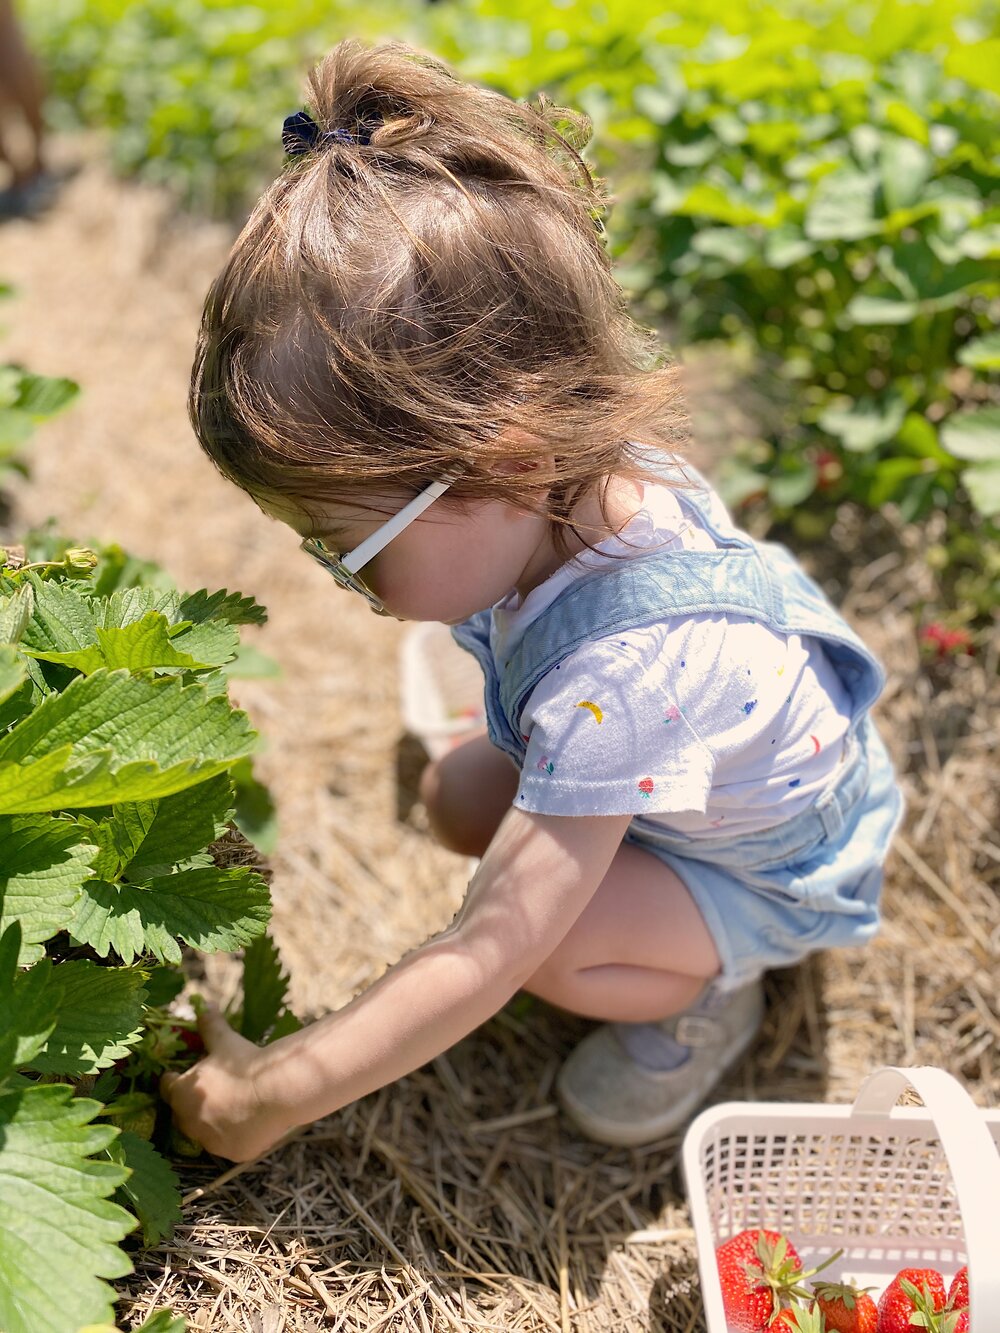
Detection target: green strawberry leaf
<box><xmin>0</xmin><ymin>920</ymin><xmax>61</xmax><ymax>1082</ymax></box>
<box><xmin>239</xmin><ymin>930</ymin><xmax>294</xmax><ymax>1043</ymax></box>
<box><xmin>177</xmin><ymin>588</ymin><xmax>268</xmax><ymax>627</ymax></box>
<box><xmin>0</xmin><ymin>581</ymin><xmax>34</xmax><ymax>644</ymax></box>
<box><xmin>0</xmin><ymin>1084</ymin><xmax>135</xmax><ymax>1333</ymax></box>
<box><xmin>0</xmin><ymin>814</ymin><xmax>99</xmax><ymax>965</ymax></box>
<box><xmin>24</xmin><ymin>607</ymin><xmax>239</xmax><ymax>675</ymax></box>
<box><xmin>25</xmin><ymin>959</ymin><xmax>148</xmax><ymax>1076</ymax></box>
<box><xmin>18</xmin><ymin>577</ymin><xmax>100</xmax><ymax>665</ymax></box>
<box><xmin>0</xmin><ymin>645</ymin><xmax>28</xmax><ymax>710</ymax></box>
<box><xmin>0</xmin><ymin>669</ymin><xmax>257</xmax><ymax>814</ymax></box>
<box><xmin>68</xmin><ymin>866</ymin><xmax>271</xmax><ymax>965</ymax></box>
<box><xmin>123</xmin><ymin>774</ymin><xmax>235</xmax><ymax>875</ymax></box>
<box><xmin>11</xmin><ymin>369</ymin><xmax>79</xmax><ymax>419</ymax></box>
<box><xmin>73</xmin><ymin>775</ymin><xmax>234</xmax><ymax>882</ymax></box>
<box><xmin>106</xmin><ymin>1128</ymin><xmax>183</xmax><ymax>1248</ymax></box>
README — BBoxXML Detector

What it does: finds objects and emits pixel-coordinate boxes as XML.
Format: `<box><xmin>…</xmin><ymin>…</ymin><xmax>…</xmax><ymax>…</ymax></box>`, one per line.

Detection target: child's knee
<box><xmin>417</xmin><ymin>733</ymin><xmax>517</xmax><ymax>857</ymax></box>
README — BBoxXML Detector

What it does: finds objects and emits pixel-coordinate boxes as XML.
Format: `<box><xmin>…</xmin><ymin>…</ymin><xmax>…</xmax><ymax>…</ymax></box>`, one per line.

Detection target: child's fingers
<box><xmin>197</xmin><ymin>1002</ymin><xmax>246</xmax><ymax>1052</ymax></box>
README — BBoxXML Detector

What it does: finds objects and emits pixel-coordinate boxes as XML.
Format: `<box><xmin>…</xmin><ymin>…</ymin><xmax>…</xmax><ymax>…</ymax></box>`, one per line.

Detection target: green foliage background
<box><xmin>20</xmin><ymin>0</ymin><xmax>1000</xmax><ymax>620</ymax></box>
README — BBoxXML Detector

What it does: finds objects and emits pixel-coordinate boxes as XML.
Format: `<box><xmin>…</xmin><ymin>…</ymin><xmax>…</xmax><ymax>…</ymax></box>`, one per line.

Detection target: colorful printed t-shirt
<box><xmin>490</xmin><ymin>477</ymin><xmax>853</xmax><ymax>837</ymax></box>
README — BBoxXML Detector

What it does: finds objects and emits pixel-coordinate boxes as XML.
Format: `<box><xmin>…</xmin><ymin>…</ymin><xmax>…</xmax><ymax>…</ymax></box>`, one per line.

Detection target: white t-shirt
<box><xmin>490</xmin><ymin>478</ymin><xmax>852</xmax><ymax>838</ymax></box>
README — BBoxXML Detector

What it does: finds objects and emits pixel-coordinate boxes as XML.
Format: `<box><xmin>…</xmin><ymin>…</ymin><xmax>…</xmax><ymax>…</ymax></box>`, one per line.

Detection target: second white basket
<box><xmin>682</xmin><ymin>1065</ymin><xmax>1000</xmax><ymax>1332</ymax></box>
<box><xmin>399</xmin><ymin>621</ymin><xmax>486</xmax><ymax>760</ymax></box>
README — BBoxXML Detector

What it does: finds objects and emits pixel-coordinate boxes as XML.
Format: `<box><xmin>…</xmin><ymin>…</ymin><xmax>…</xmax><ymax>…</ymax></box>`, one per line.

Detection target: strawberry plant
<box><xmin>1</xmin><ymin>281</ymin><xmax>79</xmax><ymax>484</ymax></box>
<box><xmin>0</xmin><ymin>539</ymin><xmax>300</xmax><ymax>1333</ymax></box>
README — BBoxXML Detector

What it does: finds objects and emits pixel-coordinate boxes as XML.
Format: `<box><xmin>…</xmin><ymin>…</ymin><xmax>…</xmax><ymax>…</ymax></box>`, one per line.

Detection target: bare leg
<box><xmin>419</xmin><ymin>732</ymin><xmax>722</xmax><ymax>1023</ymax></box>
<box><xmin>0</xmin><ymin>0</ymin><xmax>47</xmax><ymax>185</ymax></box>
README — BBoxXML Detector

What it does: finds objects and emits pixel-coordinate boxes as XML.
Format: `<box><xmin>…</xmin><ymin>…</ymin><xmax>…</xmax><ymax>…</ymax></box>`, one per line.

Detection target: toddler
<box><xmin>162</xmin><ymin>38</ymin><xmax>904</xmax><ymax>1161</ymax></box>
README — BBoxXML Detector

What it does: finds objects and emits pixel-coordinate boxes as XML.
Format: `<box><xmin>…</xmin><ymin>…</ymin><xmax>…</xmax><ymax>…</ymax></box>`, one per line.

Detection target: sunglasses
<box><xmin>299</xmin><ymin>470</ymin><xmax>462</xmax><ymax>615</ymax></box>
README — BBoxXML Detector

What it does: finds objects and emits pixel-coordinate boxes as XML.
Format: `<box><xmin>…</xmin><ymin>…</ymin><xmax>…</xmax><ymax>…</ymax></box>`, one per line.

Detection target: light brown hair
<box><xmin>189</xmin><ymin>37</ymin><xmax>691</xmax><ymax>554</ymax></box>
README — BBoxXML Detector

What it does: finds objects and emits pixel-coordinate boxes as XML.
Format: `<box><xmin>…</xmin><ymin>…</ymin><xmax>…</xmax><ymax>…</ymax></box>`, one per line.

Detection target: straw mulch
<box><xmin>3</xmin><ymin>140</ymin><xmax>996</xmax><ymax>1333</ymax></box>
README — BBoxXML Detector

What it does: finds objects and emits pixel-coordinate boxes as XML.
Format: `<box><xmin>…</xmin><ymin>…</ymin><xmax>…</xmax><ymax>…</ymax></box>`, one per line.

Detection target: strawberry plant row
<box><xmin>0</xmin><ymin>540</ymin><xmax>300</xmax><ymax>1333</ymax></box>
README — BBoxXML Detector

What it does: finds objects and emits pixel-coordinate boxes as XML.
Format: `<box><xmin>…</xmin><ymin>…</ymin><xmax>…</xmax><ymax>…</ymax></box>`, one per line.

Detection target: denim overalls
<box><xmin>452</xmin><ymin>466</ymin><xmax>905</xmax><ymax>989</ymax></box>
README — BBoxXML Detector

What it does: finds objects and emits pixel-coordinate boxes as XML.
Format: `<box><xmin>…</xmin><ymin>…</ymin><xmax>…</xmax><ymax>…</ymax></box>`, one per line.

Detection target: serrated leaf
<box><xmin>101</xmin><ymin>612</ymin><xmax>238</xmax><ymax>671</ymax></box>
<box><xmin>0</xmin><ymin>1084</ymin><xmax>135</xmax><ymax>1333</ymax></box>
<box><xmin>123</xmin><ymin>774</ymin><xmax>235</xmax><ymax>875</ymax></box>
<box><xmin>106</xmin><ymin>1129</ymin><xmax>183</xmax><ymax>1248</ymax></box>
<box><xmin>0</xmin><ymin>581</ymin><xmax>34</xmax><ymax>644</ymax></box>
<box><xmin>0</xmin><ymin>814</ymin><xmax>98</xmax><ymax>965</ymax></box>
<box><xmin>97</xmin><ymin>586</ymin><xmax>160</xmax><ymax>628</ymax></box>
<box><xmin>0</xmin><ymin>644</ymin><xmax>27</xmax><ymax>708</ymax></box>
<box><xmin>19</xmin><ymin>577</ymin><xmax>100</xmax><ymax>666</ymax></box>
<box><xmin>0</xmin><ymin>669</ymin><xmax>257</xmax><ymax>814</ymax></box>
<box><xmin>0</xmin><ymin>920</ymin><xmax>62</xmax><ymax>1081</ymax></box>
<box><xmin>68</xmin><ymin>866</ymin><xmax>271</xmax><ymax>965</ymax></box>
<box><xmin>26</xmin><ymin>960</ymin><xmax>147</xmax><ymax>1076</ymax></box>
<box><xmin>177</xmin><ymin>587</ymin><xmax>267</xmax><ymax>627</ymax></box>
<box><xmin>76</xmin><ymin>804</ymin><xmax>160</xmax><ymax>881</ymax></box>
<box><xmin>239</xmin><ymin>931</ymin><xmax>292</xmax><ymax>1042</ymax></box>
<box><xmin>167</xmin><ymin>618</ymin><xmax>240</xmax><ymax>668</ymax></box>
<box><xmin>26</xmin><ymin>608</ymin><xmax>238</xmax><ymax>675</ymax></box>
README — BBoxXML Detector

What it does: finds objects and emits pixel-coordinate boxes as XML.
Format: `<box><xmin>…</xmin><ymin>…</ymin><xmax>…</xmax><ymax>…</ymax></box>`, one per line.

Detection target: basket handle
<box><xmin>852</xmin><ymin>1066</ymin><xmax>1000</xmax><ymax>1330</ymax></box>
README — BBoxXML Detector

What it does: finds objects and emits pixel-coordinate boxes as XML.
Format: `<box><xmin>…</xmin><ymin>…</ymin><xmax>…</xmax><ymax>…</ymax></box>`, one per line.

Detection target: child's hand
<box><xmin>159</xmin><ymin>1004</ymin><xmax>294</xmax><ymax>1163</ymax></box>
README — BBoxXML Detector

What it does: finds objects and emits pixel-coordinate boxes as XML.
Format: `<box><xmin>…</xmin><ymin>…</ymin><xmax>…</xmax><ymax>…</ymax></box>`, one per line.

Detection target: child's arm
<box><xmin>162</xmin><ymin>805</ymin><xmax>632</xmax><ymax>1159</ymax></box>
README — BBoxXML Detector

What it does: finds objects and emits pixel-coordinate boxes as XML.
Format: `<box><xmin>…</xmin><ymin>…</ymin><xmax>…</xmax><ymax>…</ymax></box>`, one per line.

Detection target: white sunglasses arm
<box><xmin>340</xmin><ymin>475</ymin><xmax>456</xmax><ymax>574</ymax></box>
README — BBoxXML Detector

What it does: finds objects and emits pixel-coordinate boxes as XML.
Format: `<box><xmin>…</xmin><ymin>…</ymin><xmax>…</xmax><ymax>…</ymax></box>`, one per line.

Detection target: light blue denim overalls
<box><xmin>452</xmin><ymin>464</ymin><xmax>906</xmax><ymax>990</ymax></box>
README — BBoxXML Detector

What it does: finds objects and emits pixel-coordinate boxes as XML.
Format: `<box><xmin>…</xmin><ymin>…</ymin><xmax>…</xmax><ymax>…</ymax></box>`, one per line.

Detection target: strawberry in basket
<box><xmin>946</xmin><ymin>1267</ymin><xmax>970</xmax><ymax>1333</ymax></box>
<box><xmin>813</xmin><ymin>1279</ymin><xmax>878</xmax><ymax>1333</ymax></box>
<box><xmin>876</xmin><ymin>1268</ymin><xmax>963</xmax><ymax>1333</ymax></box>
<box><xmin>715</xmin><ymin>1229</ymin><xmax>839</xmax><ymax>1332</ymax></box>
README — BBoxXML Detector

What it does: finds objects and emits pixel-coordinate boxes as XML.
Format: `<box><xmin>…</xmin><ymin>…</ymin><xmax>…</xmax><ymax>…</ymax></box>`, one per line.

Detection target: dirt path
<box><xmin>2</xmin><ymin>137</ymin><xmax>471</xmax><ymax>1022</ymax></box>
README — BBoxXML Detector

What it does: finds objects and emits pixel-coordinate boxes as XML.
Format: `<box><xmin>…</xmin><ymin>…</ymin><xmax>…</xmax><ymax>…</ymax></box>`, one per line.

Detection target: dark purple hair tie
<box><xmin>282</xmin><ymin>110</ymin><xmax>377</xmax><ymax>156</ymax></box>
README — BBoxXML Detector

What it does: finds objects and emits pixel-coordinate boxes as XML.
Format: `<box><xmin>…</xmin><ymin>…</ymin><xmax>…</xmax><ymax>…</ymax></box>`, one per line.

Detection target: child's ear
<box><xmin>484</xmin><ymin>428</ymin><xmax>553</xmax><ymax>477</ymax></box>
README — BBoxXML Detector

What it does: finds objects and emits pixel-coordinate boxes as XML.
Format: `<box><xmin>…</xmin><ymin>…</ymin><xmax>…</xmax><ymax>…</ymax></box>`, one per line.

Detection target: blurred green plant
<box><xmin>23</xmin><ymin>0</ymin><xmax>423</xmax><ymax>217</ymax></box>
<box><xmin>1</xmin><ymin>283</ymin><xmax>79</xmax><ymax>483</ymax></box>
<box><xmin>20</xmin><ymin>0</ymin><xmax>1000</xmax><ymax>616</ymax></box>
<box><xmin>427</xmin><ymin>0</ymin><xmax>1000</xmax><ymax>617</ymax></box>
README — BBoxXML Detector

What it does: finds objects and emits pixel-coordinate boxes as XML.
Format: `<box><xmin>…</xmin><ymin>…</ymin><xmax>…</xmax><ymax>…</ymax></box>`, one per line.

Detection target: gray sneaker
<box><xmin>555</xmin><ymin>978</ymin><xmax>765</xmax><ymax>1147</ymax></box>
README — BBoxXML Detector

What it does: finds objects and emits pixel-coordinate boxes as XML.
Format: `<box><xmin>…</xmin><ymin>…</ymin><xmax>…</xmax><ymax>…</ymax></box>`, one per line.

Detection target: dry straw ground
<box><xmin>3</xmin><ymin>142</ymin><xmax>997</xmax><ymax>1333</ymax></box>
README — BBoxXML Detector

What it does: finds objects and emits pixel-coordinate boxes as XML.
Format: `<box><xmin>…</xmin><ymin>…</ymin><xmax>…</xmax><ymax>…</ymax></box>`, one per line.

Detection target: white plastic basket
<box><xmin>399</xmin><ymin>621</ymin><xmax>486</xmax><ymax>760</ymax></box>
<box><xmin>682</xmin><ymin>1066</ymin><xmax>1000</xmax><ymax>1332</ymax></box>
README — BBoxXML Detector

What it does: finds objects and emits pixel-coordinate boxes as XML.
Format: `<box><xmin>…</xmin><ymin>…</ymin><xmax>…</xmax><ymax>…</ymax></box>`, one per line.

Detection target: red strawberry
<box><xmin>946</xmin><ymin>1267</ymin><xmax>970</xmax><ymax>1332</ymax></box>
<box><xmin>946</xmin><ymin>1268</ymin><xmax>968</xmax><ymax>1308</ymax></box>
<box><xmin>716</xmin><ymin>1229</ymin><xmax>837</xmax><ymax>1332</ymax></box>
<box><xmin>174</xmin><ymin>1024</ymin><xmax>206</xmax><ymax>1055</ymax></box>
<box><xmin>919</xmin><ymin>623</ymin><xmax>975</xmax><ymax>660</ymax></box>
<box><xmin>877</xmin><ymin>1269</ymin><xmax>946</xmax><ymax>1333</ymax></box>
<box><xmin>815</xmin><ymin>1279</ymin><xmax>878</xmax><ymax>1333</ymax></box>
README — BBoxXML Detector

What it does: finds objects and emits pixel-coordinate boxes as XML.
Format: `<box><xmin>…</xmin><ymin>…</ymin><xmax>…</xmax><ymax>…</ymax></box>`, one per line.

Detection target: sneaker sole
<box><xmin>556</xmin><ymin>1013</ymin><xmax>762</xmax><ymax>1148</ymax></box>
